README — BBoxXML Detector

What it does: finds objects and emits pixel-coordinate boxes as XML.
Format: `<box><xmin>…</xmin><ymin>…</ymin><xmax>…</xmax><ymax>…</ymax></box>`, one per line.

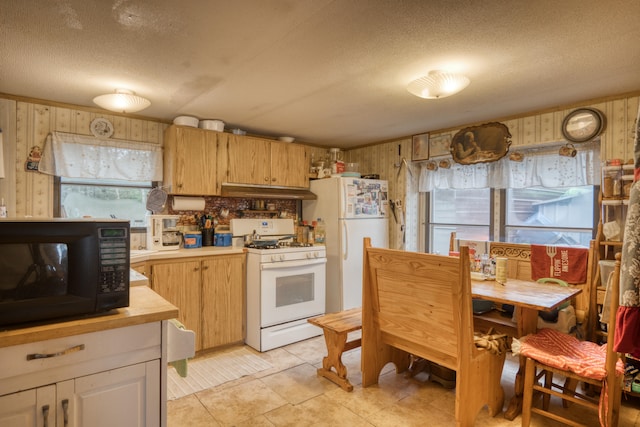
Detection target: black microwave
<box><xmin>0</xmin><ymin>218</ymin><xmax>130</xmax><ymax>326</ymax></box>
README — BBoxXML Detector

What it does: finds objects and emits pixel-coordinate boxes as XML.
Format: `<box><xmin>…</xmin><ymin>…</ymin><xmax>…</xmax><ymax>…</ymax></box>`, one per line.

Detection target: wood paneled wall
<box><xmin>1</xmin><ymin>93</ymin><xmax>638</xmax><ymax>252</ymax></box>
<box><xmin>3</xmin><ymin>100</ymin><xmax>166</xmax><ymax>217</ymax></box>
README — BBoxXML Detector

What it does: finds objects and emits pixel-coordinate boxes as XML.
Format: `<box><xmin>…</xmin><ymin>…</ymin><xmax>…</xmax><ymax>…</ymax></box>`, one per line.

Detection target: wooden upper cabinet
<box><xmin>222</xmin><ymin>135</ymin><xmax>308</xmax><ymax>188</ymax></box>
<box><xmin>163</xmin><ymin>125</ymin><xmax>218</xmax><ymax>195</ymax></box>
<box><xmin>271</xmin><ymin>141</ymin><xmax>307</xmax><ymax>187</ymax></box>
<box><xmin>225</xmin><ymin>135</ymin><xmax>271</xmax><ymax>185</ymax></box>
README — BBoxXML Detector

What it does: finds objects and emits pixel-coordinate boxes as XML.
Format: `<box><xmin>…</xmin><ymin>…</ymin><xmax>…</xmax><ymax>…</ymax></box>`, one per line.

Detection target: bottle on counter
<box><xmin>297</xmin><ymin>220</ymin><xmax>306</xmax><ymax>243</ymax></box>
<box><xmin>308</xmin><ymin>221</ymin><xmax>315</xmax><ymax>245</ymax></box>
<box><xmin>0</xmin><ymin>198</ymin><xmax>6</xmax><ymax>218</ymax></box>
<box><xmin>314</xmin><ymin>218</ymin><xmax>326</xmax><ymax>245</ymax></box>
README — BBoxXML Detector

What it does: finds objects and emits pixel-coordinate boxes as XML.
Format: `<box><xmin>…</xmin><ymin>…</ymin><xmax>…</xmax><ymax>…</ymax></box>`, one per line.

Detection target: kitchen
<box><xmin>2</xmin><ymin>1</ymin><xmax>640</xmax><ymax>426</ymax></box>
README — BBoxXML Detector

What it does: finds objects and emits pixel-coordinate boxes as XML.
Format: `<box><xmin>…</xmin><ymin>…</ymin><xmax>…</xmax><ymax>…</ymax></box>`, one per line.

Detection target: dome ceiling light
<box><xmin>407</xmin><ymin>70</ymin><xmax>470</xmax><ymax>99</ymax></box>
<box><xmin>93</xmin><ymin>89</ymin><xmax>151</xmax><ymax>113</ymax></box>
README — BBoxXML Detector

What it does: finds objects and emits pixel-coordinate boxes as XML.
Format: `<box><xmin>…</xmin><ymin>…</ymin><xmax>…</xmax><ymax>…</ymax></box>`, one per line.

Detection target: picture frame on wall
<box><xmin>450</xmin><ymin>122</ymin><xmax>512</xmax><ymax>165</ymax></box>
<box><xmin>412</xmin><ymin>133</ymin><xmax>429</xmax><ymax>161</ymax></box>
<box><xmin>429</xmin><ymin>133</ymin><xmax>452</xmax><ymax>157</ymax></box>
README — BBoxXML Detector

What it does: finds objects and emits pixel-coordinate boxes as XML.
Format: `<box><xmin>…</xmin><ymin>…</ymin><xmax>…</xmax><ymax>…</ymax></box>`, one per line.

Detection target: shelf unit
<box><xmin>590</xmin><ymin>165</ymin><xmax>633</xmax><ymax>340</ymax></box>
<box><xmin>590</xmin><ymin>164</ymin><xmax>640</xmax><ymax>399</ymax></box>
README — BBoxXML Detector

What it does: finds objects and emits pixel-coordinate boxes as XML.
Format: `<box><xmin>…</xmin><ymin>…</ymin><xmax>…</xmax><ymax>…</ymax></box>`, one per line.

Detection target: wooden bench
<box><xmin>307</xmin><ymin>307</ymin><xmax>362</xmax><ymax>391</ymax></box>
<box><xmin>361</xmin><ymin>239</ymin><xmax>506</xmax><ymax>426</ymax></box>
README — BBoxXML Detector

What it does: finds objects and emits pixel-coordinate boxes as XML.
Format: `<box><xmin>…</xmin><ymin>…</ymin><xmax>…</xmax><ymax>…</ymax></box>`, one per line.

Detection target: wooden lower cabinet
<box><xmin>201</xmin><ymin>255</ymin><xmax>245</xmax><ymax>349</ymax></box>
<box><xmin>150</xmin><ymin>254</ymin><xmax>245</xmax><ymax>352</ymax></box>
<box><xmin>151</xmin><ymin>260</ymin><xmax>203</xmax><ymax>350</ymax></box>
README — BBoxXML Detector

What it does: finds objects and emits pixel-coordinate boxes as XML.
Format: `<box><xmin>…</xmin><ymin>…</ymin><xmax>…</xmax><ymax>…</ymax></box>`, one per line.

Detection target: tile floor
<box><xmin>168</xmin><ymin>335</ymin><xmax>640</xmax><ymax>426</ymax></box>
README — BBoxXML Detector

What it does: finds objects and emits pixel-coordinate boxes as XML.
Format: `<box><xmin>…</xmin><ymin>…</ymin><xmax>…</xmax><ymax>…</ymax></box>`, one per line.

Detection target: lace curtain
<box><xmin>418</xmin><ymin>141</ymin><xmax>600</xmax><ymax>191</ymax></box>
<box><xmin>38</xmin><ymin>131</ymin><xmax>162</xmax><ymax>181</ymax></box>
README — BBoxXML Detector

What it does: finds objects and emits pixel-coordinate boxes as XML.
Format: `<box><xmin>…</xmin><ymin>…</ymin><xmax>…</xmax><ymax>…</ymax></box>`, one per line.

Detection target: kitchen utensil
<box><xmin>146</xmin><ymin>187</ymin><xmax>168</xmax><ymax>214</ymax></box>
<box><xmin>250</xmin><ymin>235</ymin><xmax>294</xmax><ymax>247</ymax></box>
<box><xmin>173</xmin><ymin>115</ymin><xmax>199</xmax><ymax>127</ymax></box>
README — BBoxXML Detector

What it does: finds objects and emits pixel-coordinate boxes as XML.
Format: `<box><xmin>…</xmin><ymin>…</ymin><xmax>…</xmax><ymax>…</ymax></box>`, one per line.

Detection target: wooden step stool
<box><xmin>307</xmin><ymin>308</ymin><xmax>362</xmax><ymax>391</ymax></box>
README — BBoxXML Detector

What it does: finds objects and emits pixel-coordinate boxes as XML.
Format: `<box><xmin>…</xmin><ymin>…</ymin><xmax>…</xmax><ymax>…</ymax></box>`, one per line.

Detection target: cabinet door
<box><xmin>151</xmin><ymin>260</ymin><xmax>202</xmax><ymax>350</ymax></box>
<box><xmin>74</xmin><ymin>360</ymin><xmax>160</xmax><ymax>427</ymax></box>
<box><xmin>201</xmin><ymin>255</ymin><xmax>245</xmax><ymax>349</ymax></box>
<box><xmin>226</xmin><ymin>135</ymin><xmax>271</xmax><ymax>185</ymax></box>
<box><xmin>0</xmin><ymin>385</ymin><xmax>54</xmax><ymax>427</ymax></box>
<box><xmin>271</xmin><ymin>141</ymin><xmax>308</xmax><ymax>187</ymax></box>
<box><xmin>164</xmin><ymin>126</ymin><xmax>217</xmax><ymax>195</ymax></box>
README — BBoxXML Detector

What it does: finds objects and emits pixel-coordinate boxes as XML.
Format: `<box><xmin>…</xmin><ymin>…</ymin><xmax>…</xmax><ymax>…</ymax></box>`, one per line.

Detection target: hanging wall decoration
<box><xmin>411</xmin><ymin>132</ymin><xmax>430</xmax><ymax>161</ymax></box>
<box><xmin>25</xmin><ymin>145</ymin><xmax>42</xmax><ymax>171</ymax></box>
<box><xmin>450</xmin><ymin>122</ymin><xmax>512</xmax><ymax>165</ymax></box>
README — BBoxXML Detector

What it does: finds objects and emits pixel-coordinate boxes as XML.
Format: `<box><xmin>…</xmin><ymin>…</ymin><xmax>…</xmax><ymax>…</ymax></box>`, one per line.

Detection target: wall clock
<box><xmin>90</xmin><ymin>117</ymin><xmax>114</xmax><ymax>138</ymax></box>
<box><xmin>561</xmin><ymin>108</ymin><xmax>605</xmax><ymax>143</ymax></box>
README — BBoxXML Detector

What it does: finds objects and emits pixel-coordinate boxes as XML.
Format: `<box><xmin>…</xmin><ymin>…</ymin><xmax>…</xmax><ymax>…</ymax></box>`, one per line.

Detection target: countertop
<box><xmin>130</xmin><ymin>246</ymin><xmax>245</xmax><ymax>263</ymax></box>
<box><xmin>0</xmin><ymin>286</ymin><xmax>179</xmax><ymax>348</ymax></box>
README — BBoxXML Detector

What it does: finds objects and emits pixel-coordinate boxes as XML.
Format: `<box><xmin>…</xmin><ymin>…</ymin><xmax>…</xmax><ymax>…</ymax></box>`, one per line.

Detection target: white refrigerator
<box><xmin>303</xmin><ymin>177</ymin><xmax>389</xmax><ymax>313</ymax></box>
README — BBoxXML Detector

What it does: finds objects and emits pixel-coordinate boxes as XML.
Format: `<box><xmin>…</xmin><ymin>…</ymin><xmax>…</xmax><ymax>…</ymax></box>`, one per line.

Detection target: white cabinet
<box><xmin>0</xmin><ymin>385</ymin><xmax>54</xmax><ymax>426</ymax></box>
<box><xmin>0</xmin><ymin>323</ymin><xmax>164</xmax><ymax>427</ymax></box>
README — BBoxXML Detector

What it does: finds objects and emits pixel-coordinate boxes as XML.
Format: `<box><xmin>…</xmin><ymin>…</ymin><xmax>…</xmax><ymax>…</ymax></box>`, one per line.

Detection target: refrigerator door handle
<box><xmin>342</xmin><ymin>220</ymin><xmax>348</xmax><ymax>260</ymax></box>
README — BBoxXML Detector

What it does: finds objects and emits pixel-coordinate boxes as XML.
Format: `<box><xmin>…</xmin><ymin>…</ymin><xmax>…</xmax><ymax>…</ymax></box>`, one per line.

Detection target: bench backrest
<box><xmin>362</xmin><ymin>238</ymin><xmax>476</xmax><ymax>371</ymax></box>
<box><xmin>489</xmin><ymin>241</ymin><xmax>533</xmax><ymax>280</ymax></box>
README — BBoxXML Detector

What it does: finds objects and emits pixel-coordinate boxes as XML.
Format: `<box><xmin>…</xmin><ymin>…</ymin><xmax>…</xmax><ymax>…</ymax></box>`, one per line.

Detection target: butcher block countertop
<box><xmin>130</xmin><ymin>246</ymin><xmax>245</xmax><ymax>263</ymax></box>
<box><xmin>0</xmin><ymin>286</ymin><xmax>178</xmax><ymax>348</ymax></box>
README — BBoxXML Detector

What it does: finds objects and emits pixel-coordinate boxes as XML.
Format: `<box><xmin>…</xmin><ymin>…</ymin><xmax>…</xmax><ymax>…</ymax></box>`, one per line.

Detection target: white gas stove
<box><xmin>231</xmin><ymin>219</ymin><xmax>327</xmax><ymax>351</ymax></box>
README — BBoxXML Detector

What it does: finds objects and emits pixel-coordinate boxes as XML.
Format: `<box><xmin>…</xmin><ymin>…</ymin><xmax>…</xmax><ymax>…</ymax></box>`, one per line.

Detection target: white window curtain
<box><xmin>418</xmin><ymin>141</ymin><xmax>600</xmax><ymax>191</ymax></box>
<box><xmin>38</xmin><ymin>131</ymin><xmax>162</xmax><ymax>181</ymax></box>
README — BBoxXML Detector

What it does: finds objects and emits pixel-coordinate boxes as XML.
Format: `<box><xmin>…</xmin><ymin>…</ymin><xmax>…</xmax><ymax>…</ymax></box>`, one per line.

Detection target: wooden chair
<box><xmin>520</xmin><ymin>253</ymin><xmax>624</xmax><ymax>427</ymax></box>
<box><xmin>361</xmin><ymin>239</ymin><xmax>506</xmax><ymax>426</ymax></box>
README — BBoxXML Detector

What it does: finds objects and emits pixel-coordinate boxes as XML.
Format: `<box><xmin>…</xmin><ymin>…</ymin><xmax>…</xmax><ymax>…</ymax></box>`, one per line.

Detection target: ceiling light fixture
<box><xmin>93</xmin><ymin>89</ymin><xmax>151</xmax><ymax>113</ymax></box>
<box><xmin>407</xmin><ymin>70</ymin><xmax>470</xmax><ymax>99</ymax></box>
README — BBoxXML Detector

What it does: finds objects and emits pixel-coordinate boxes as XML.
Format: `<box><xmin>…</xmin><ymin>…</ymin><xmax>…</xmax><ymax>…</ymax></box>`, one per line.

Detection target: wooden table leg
<box><xmin>316</xmin><ymin>329</ymin><xmax>361</xmax><ymax>392</ymax></box>
<box><xmin>504</xmin><ymin>307</ymin><xmax>539</xmax><ymax>421</ymax></box>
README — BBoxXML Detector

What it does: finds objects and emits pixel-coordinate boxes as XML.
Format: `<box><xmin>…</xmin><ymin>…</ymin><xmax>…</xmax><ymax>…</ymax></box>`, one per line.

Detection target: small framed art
<box><xmin>412</xmin><ymin>133</ymin><xmax>429</xmax><ymax>161</ymax></box>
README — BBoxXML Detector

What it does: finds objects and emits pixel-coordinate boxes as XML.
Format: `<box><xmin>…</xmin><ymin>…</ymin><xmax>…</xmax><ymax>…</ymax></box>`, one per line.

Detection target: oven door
<box><xmin>260</xmin><ymin>257</ymin><xmax>326</xmax><ymax>327</ymax></box>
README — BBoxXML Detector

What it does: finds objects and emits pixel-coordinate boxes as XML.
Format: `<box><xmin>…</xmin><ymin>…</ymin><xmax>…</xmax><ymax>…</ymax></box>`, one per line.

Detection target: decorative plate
<box><xmin>561</xmin><ymin>108</ymin><xmax>605</xmax><ymax>143</ymax></box>
<box><xmin>90</xmin><ymin>117</ymin><xmax>114</xmax><ymax>138</ymax></box>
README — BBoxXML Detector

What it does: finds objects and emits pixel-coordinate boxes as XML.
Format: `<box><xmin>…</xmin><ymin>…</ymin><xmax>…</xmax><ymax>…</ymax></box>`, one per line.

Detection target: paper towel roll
<box><xmin>172</xmin><ymin>196</ymin><xmax>205</xmax><ymax>211</ymax></box>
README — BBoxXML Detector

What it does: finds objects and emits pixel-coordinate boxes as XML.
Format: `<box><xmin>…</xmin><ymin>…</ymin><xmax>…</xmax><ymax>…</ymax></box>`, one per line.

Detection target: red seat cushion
<box><xmin>520</xmin><ymin>328</ymin><xmax>624</xmax><ymax>380</ymax></box>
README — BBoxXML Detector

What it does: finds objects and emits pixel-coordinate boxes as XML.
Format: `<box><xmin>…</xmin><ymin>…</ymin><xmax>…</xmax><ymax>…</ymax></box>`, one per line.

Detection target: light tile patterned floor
<box><xmin>168</xmin><ymin>335</ymin><xmax>640</xmax><ymax>426</ymax></box>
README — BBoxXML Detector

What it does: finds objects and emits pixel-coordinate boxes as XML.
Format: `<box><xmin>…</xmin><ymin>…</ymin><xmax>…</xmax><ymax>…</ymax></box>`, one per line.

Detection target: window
<box><xmin>58</xmin><ymin>178</ymin><xmax>152</xmax><ymax>229</ymax></box>
<box><xmin>428</xmin><ymin>188</ymin><xmax>493</xmax><ymax>254</ymax></box>
<box><xmin>504</xmin><ymin>185</ymin><xmax>596</xmax><ymax>246</ymax></box>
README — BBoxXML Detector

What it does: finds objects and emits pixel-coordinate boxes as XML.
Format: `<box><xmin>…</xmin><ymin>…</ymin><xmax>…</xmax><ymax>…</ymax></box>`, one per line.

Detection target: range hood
<box><xmin>220</xmin><ymin>183</ymin><xmax>317</xmax><ymax>200</ymax></box>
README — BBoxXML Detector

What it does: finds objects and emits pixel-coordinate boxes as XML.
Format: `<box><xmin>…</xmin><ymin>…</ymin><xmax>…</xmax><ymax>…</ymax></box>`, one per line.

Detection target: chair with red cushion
<box><xmin>520</xmin><ymin>253</ymin><xmax>624</xmax><ymax>427</ymax></box>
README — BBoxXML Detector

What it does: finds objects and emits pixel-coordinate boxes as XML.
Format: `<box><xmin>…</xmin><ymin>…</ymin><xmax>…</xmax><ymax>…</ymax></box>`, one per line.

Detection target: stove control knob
<box><xmin>270</xmin><ymin>255</ymin><xmax>278</xmax><ymax>262</ymax></box>
<box><xmin>279</xmin><ymin>255</ymin><xmax>285</xmax><ymax>262</ymax></box>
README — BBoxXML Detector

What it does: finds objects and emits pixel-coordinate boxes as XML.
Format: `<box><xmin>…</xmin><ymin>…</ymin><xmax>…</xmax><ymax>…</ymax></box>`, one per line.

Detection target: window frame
<box><xmin>426</xmin><ymin>187</ymin><xmax>495</xmax><ymax>254</ymax></box>
<box><xmin>55</xmin><ymin>177</ymin><xmax>154</xmax><ymax>232</ymax></box>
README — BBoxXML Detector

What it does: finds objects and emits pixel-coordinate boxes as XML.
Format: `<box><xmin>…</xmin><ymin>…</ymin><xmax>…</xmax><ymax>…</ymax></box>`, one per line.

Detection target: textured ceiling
<box><xmin>1</xmin><ymin>0</ymin><xmax>640</xmax><ymax>148</ymax></box>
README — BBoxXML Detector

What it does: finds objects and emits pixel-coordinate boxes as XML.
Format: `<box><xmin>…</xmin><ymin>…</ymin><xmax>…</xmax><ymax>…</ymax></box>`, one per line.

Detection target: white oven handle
<box><xmin>260</xmin><ymin>258</ymin><xmax>327</xmax><ymax>270</ymax></box>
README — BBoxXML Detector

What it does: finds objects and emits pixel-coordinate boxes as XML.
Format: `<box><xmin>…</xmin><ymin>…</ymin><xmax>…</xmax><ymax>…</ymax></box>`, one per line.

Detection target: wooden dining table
<box><xmin>471</xmin><ymin>277</ymin><xmax>582</xmax><ymax>421</ymax></box>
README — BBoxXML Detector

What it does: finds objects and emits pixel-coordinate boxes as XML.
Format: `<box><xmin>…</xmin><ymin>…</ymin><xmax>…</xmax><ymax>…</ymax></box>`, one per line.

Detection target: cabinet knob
<box><xmin>272</xmin><ymin>177</ymin><xmax>277</xmax><ymax>182</ymax></box>
<box><xmin>264</xmin><ymin>177</ymin><xmax>269</xmax><ymax>182</ymax></box>
<box><xmin>203</xmin><ymin>265</ymin><xmax>209</xmax><ymax>270</ymax></box>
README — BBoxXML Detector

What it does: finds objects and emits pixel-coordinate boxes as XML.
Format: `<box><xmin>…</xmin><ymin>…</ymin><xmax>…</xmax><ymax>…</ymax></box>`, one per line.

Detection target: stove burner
<box><xmin>244</xmin><ymin>243</ymin><xmax>279</xmax><ymax>249</ymax></box>
<box><xmin>279</xmin><ymin>241</ymin><xmax>313</xmax><ymax>248</ymax></box>
<box><xmin>244</xmin><ymin>241</ymin><xmax>315</xmax><ymax>250</ymax></box>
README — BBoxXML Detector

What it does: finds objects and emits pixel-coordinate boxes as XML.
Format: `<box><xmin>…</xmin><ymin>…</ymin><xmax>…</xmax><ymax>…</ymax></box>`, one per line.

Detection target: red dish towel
<box><xmin>531</xmin><ymin>245</ymin><xmax>589</xmax><ymax>283</ymax></box>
